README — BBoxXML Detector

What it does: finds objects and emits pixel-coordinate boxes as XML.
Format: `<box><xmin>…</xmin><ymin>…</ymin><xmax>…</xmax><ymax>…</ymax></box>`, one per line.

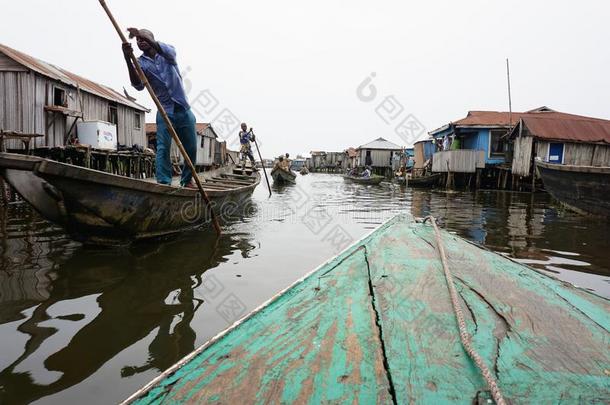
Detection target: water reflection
<box><xmin>0</xmin><ymin>202</ymin><xmax>258</xmax><ymax>404</ymax></box>
<box><xmin>408</xmin><ymin>188</ymin><xmax>609</xmax><ymax>293</ymax></box>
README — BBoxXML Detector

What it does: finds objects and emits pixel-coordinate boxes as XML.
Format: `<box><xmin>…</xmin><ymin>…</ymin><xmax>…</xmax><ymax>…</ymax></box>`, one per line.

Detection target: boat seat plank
<box><xmin>134</xmin><ymin>249</ymin><xmax>392</xmax><ymax>404</ymax></box>
<box><xmin>209</xmin><ymin>177</ymin><xmax>254</xmax><ymax>185</ymax></box>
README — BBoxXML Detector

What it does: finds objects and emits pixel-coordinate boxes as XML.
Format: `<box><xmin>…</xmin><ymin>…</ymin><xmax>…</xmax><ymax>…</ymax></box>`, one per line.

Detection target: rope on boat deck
<box><xmin>424</xmin><ymin>216</ymin><xmax>507</xmax><ymax>405</ymax></box>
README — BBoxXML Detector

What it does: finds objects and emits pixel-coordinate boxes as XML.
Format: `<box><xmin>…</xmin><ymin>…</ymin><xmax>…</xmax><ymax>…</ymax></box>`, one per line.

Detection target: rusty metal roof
<box><xmin>452</xmin><ymin>111</ymin><xmax>529</xmax><ymax>127</ymax></box>
<box><xmin>344</xmin><ymin>147</ymin><xmax>357</xmax><ymax>158</ymax></box>
<box><xmin>0</xmin><ymin>42</ymin><xmax>148</xmax><ymax>112</ymax></box>
<box><xmin>431</xmin><ymin>107</ymin><xmax>610</xmax><ymax>144</ymax></box>
<box><xmin>145</xmin><ymin>122</ymin><xmax>217</xmax><ymax>137</ymax></box>
<box><xmin>518</xmin><ymin>114</ymin><xmax>610</xmax><ymax>144</ymax></box>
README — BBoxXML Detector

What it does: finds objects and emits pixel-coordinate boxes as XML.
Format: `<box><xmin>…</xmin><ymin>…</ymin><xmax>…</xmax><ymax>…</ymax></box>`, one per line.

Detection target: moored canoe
<box><xmin>342</xmin><ymin>174</ymin><xmax>384</xmax><ymax>185</ymax></box>
<box><xmin>537</xmin><ymin>160</ymin><xmax>610</xmax><ymax>218</ymax></box>
<box><xmin>0</xmin><ymin>152</ymin><xmax>260</xmax><ymax>245</ymax></box>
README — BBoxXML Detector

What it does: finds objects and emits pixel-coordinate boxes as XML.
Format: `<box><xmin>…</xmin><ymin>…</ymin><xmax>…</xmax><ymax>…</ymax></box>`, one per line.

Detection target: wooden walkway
<box><xmin>127</xmin><ymin>215</ymin><xmax>610</xmax><ymax>404</ymax></box>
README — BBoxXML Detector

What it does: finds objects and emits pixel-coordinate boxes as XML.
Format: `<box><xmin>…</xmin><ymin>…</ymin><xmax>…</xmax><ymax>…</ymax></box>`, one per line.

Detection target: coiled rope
<box><xmin>424</xmin><ymin>216</ymin><xmax>507</xmax><ymax>405</ymax></box>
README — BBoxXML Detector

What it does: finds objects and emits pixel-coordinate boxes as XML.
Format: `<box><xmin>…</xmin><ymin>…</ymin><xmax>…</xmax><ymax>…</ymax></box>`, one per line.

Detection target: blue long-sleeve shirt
<box><xmin>135</xmin><ymin>42</ymin><xmax>189</xmax><ymax>114</ymax></box>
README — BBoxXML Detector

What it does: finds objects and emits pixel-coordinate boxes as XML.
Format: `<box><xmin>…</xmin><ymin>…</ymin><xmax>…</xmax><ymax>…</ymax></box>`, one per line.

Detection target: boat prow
<box><xmin>124</xmin><ymin>214</ymin><xmax>610</xmax><ymax>404</ymax></box>
<box><xmin>536</xmin><ymin>160</ymin><xmax>610</xmax><ymax>218</ymax></box>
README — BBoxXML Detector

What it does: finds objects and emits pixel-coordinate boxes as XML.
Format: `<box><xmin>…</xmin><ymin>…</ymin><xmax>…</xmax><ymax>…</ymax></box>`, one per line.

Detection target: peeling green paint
<box><xmin>131</xmin><ymin>215</ymin><xmax>610</xmax><ymax>404</ymax></box>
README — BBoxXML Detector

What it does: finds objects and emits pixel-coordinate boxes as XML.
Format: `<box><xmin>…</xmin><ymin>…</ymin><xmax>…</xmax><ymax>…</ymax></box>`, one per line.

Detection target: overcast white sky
<box><xmin>3</xmin><ymin>0</ymin><xmax>609</xmax><ymax>157</ymax></box>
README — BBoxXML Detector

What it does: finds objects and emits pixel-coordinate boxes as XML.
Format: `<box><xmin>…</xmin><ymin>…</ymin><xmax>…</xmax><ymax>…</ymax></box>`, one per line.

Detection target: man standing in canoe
<box><xmin>238</xmin><ymin>123</ymin><xmax>257</xmax><ymax>171</ymax></box>
<box><xmin>284</xmin><ymin>153</ymin><xmax>291</xmax><ymax>170</ymax></box>
<box><xmin>122</xmin><ymin>28</ymin><xmax>197</xmax><ymax>188</ymax></box>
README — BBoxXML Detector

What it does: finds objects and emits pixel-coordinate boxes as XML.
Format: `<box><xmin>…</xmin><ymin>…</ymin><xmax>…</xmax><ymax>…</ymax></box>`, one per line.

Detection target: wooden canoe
<box><xmin>537</xmin><ymin>160</ymin><xmax>610</xmax><ymax>218</ymax></box>
<box><xmin>342</xmin><ymin>174</ymin><xmax>384</xmax><ymax>185</ymax></box>
<box><xmin>0</xmin><ymin>152</ymin><xmax>260</xmax><ymax>245</ymax></box>
<box><xmin>125</xmin><ymin>214</ymin><xmax>609</xmax><ymax>404</ymax></box>
<box><xmin>270</xmin><ymin>167</ymin><xmax>297</xmax><ymax>185</ymax></box>
<box><xmin>406</xmin><ymin>173</ymin><xmax>442</xmax><ymax>187</ymax></box>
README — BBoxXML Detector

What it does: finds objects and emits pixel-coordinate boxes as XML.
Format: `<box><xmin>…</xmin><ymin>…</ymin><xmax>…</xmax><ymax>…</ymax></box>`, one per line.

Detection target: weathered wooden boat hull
<box><xmin>342</xmin><ymin>174</ymin><xmax>384</xmax><ymax>185</ymax></box>
<box><xmin>270</xmin><ymin>167</ymin><xmax>296</xmax><ymax>184</ymax></box>
<box><xmin>126</xmin><ymin>215</ymin><xmax>609</xmax><ymax>404</ymax></box>
<box><xmin>407</xmin><ymin>173</ymin><xmax>442</xmax><ymax>187</ymax></box>
<box><xmin>0</xmin><ymin>153</ymin><xmax>260</xmax><ymax>245</ymax></box>
<box><xmin>537</xmin><ymin>160</ymin><xmax>610</xmax><ymax>217</ymax></box>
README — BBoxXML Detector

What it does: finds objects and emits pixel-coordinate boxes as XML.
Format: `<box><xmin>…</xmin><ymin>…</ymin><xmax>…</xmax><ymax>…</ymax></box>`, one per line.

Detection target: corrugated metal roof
<box><xmin>519</xmin><ymin>115</ymin><xmax>610</xmax><ymax>144</ymax></box>
<box><xmin>431</xmin><ymin>108</ymin><xmax>610</xmax><ymax>144</ymax></box>
<box><xmin>453</xmin><ymin>111</ymin><xmax>529</xmax><ymax>127</ymax></box>
<box><xmin>146</xmin><ymin>122</ymin><xmax>218</xmax><ymax>138</ymax></box>
<box><xmin>358</xmin><ymin>137</ymin><xmax>402</xmax><ymax>150</ymax></box>
<box><xmin>344</xmin><ymin>147</ymin><xmax>357</xmax><ymax>158</ymax></box>
<box><xmin>0</xmin><ymin>42</ymin><xmax>148</xmax><ymax>112</ymax></box>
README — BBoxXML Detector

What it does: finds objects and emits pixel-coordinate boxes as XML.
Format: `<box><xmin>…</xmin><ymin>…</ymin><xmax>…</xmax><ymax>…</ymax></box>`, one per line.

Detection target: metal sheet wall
<box><xmin>0</xmin><ymin>70</ymin><xmax>146</xmax><ymax>149</ymax></box>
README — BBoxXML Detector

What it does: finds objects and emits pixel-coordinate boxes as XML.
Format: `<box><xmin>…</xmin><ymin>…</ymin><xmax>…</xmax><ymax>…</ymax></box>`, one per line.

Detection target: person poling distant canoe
<box><xmin>362</xmin><ymin>166</ymin><xmax>372</xmax><ymax>178</ymax></box>
<box><xmin>273</xmin><ymin>156</ymin><xmax>285</xmax><ymax>171</ymax></box>
<box><xmin>122</xmin><ymin>28</ymin><xmax>197</xmax><ymax>188</ymax></box>
<box><xmin>284</xmin><ymin>153</ymin><xmax>291</xmax><ymax>170</ymax></box>
<box><xmin>238</xmin><ymin>123</ymin><xmax>258</xmax><ymax>172</ymax></box>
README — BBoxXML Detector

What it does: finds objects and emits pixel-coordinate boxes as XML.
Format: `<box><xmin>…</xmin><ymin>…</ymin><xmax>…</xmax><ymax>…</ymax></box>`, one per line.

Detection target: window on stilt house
<box><xmin>134</xmin><ymin>112</ymin><xmax>142</xmax><ymax>130</ymax></box>
<box><xmin>489</xmin><ymin>129</ymin><xmax>507</xmax><ymax>158</ymax></box>
<box><xmin>53</xmin><ymin>87</ymin><xmax>67</xmax><ymax>107</ymax></box>
<box><xmin>108</xmin><ymin>103</ymin><xmax>118</xmax><ymax>125</ymax></box>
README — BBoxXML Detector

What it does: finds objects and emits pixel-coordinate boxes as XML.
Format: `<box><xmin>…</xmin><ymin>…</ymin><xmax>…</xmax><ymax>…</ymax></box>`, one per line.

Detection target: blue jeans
<box><xmin>155</xmin><ymin>106</ymin><xmax>197</xmax><ymax>185</ymax></box>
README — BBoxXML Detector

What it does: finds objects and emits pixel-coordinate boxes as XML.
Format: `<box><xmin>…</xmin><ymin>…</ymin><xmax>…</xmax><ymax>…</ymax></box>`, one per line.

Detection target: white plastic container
<box><xmin>77</xmin><ymin>121</ymin><xmax>117</xmax><ymax>150</ymax></box>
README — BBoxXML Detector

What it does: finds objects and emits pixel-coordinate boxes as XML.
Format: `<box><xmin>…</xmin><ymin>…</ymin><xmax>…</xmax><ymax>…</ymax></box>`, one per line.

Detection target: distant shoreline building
<box><xmin>429</xmin><ymin>106</ymin><xmax>610</xmax><ymax>189</ymax></box>
<box><xmin>357</xmin><ymin>137</ymin><xmax>402</xmax><ymax>176</ymax></box>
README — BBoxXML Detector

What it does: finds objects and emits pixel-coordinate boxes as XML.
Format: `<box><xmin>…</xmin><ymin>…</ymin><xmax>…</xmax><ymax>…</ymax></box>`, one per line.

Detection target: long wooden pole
<box><xmin>98</xmin><ymin>0</ymin><xmax>221</xmax><ymax>236</ymax></box>
<box><xmin>251</xmin><ymin>130</ymin><xmax>272</xmax><ymax>197</ymax></box>
<box><xmin>506</xmin><ymin>58</ymin><xmax>512</xmax><ymax>127</ymax></box>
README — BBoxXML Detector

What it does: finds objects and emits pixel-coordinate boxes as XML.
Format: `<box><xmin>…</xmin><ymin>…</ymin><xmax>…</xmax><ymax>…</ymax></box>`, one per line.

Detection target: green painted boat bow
<box><xmin>127</xmin><ymin>215</ymin><xmax>610</xmax><ymax>404</ymax></box>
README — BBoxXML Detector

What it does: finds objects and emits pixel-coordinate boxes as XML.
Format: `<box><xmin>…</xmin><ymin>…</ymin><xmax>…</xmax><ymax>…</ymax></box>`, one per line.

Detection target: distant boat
<box><xmin>537</xmin><ymin>160</ymin><xmax>610</xmax><ymax>218</ymax></box>
<box><xmin>342</xmin><ymin>174</ymin><xmax>384</xmax><ymax>185</ymax></box>
<box><xmin>406</xmin><ymin>173</ymin><xmax>442</xmax><ymax>187</ymax></box>
<box><xmin>124</xmin><ymin>214</ymin><xmax>610</xmax><ymax>404</ymax></box>
<box><xmin>270</xmin><ymin>167</ymin><xmax>296</xmax><ymax>184</ymax></box>
<box><xmin>0</xmin><ymin>153</ymin><xmax>260</xmax><ymax>245</ymax></box>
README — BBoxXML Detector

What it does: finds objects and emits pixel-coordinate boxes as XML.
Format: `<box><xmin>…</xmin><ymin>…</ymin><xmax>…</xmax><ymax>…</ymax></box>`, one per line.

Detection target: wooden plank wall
<box><xmin>537</xmin><ymin>141</ymin><xmax>610</xmax><ymax>167</ymax></box>
<box><xmin>511</xmin><ymin>136</ymin><xmax>533</xmax><ymax>176</ymax></box>
<box><xmin>414</xmin><ymin>143</ymin><xmax>425</xmax><ymax>169</ymax></box>
<box><xmin>432</xmin><ymin>150</ymin><xmax>482</xmax><ymax>173</ymax></box>
<box><xmin>591</xmin><ymin>144</ymin><xmax>610</xmax><ymax>166</ymax></box>
<box><xmin>359</xmin><ymin>149</ymin><xmax>394</xmax><ymax>167</ymax></box>
<box><xmin>0</xmin><ymin>70</ymin><xmax>146</xmax><ymax>149</ymax></box>
<box><xmin>0</xmin><ymin>71</ymin><xmax>47</xmax><ymax>149</ymax></box>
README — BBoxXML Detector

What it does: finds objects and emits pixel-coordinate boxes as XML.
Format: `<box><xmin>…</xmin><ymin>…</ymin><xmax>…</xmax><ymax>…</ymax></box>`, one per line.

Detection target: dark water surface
<box><xmin>1</xmin><ymin>172</ymin><xmax>608</xmax><ymax>404</ymax></box>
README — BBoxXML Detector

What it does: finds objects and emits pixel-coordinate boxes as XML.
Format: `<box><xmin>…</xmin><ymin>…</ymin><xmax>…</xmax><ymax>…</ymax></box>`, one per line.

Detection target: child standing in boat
<box><xmin>122</xmin><ymin>28</ymin><xmax>197</xmax><ymax>188</ymax></box>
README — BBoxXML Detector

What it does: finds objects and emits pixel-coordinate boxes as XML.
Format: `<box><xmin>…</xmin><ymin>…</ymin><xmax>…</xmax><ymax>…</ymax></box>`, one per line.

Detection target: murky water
<box><xmin>0</xmin><ymin>172</ymin><xmax>608</xmax><ymax>404</ymax></box>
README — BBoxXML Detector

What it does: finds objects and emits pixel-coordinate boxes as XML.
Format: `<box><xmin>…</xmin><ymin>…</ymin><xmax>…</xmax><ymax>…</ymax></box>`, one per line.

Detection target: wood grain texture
<box><xmin>134</xmin><ymin>248</ymin><xmax>392</xmax><ymax>404</ymax></box>
<box><xmin>130</xmin><ymin>215</ymin><xmax>610</xmax><ymax>404</ymax></box>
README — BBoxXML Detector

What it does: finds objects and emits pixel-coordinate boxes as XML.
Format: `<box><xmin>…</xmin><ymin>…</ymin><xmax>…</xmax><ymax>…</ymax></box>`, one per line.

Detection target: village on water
<box><xmin>0</xmin><ymin>1</ymin><xmax>608</xmax><ymax>404</ymax></box>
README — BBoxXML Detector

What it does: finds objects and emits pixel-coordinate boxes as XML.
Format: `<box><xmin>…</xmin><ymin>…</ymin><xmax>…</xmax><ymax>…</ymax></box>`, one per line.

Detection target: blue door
<box><xmin>548</xmin><ymin>143</ymin><xmax>564</xmax><ymax>163</ymax></box>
